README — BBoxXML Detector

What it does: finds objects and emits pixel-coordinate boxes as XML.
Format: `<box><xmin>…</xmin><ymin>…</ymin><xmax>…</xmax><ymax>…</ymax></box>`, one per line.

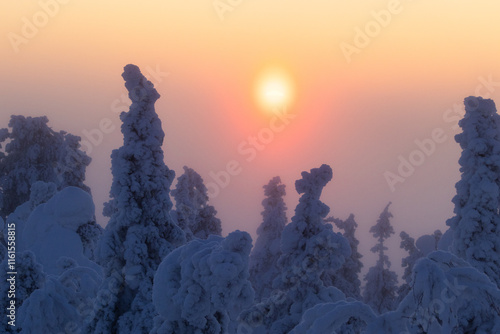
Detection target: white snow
<box><xmin>152</xmin><ymin>231</ymin><xmax>254</xmax><ymax>334</ymax></box>
<box><xmin>21</xmin><ymin>186</ymin><xmax>100</xmax><ymax>275</ymax></box>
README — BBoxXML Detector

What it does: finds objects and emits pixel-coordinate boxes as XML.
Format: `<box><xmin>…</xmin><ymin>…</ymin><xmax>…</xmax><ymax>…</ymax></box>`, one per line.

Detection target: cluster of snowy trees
<box><xmin>1</xmin><ymin>65</ymin><xmax>500</xmax><ymax>333</ymax></box>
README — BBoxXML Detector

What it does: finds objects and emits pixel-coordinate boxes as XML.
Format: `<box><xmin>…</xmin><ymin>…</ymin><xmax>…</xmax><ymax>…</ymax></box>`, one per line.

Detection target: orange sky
<box><xmin>2</xmin><ymin>0</ymin><xmax>500</xmax><ymax>276</ymax></box>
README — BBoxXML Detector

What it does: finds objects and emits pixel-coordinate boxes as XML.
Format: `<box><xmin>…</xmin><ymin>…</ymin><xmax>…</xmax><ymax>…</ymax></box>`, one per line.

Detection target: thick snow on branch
<box><xmin>152</xmin><ymin>231</ymin><xmax>254</xmax><ymax>334</ymax></box>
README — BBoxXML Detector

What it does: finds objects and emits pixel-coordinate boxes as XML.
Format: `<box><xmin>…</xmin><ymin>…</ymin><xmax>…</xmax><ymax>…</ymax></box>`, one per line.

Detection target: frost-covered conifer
<box><xmin>172</xmin><ymin>166</ymin><xmax>222</xmax><ymax>240</ymax></box>
<box><xmin>90</xmin><ymin>64</ymin><xmax>185</xmax><ymax>334</ymax></box>
<box><xmin>397</xmin><ymin>231</ymin><xmax>424</xmax><ymax>302</ymax></box>
<box><xmin>397</xmin><ymin>251</ymin><xmax>500</xmax><ymax>333</ymax></box>
<box><xmin>151</xmin><ymin>231</ymin><xmax>254</xmax><ymax>334</ymax></box>
<box><xmin>363</xmin><ymin>202</ymin><xmax>398</xmax><ymax>314</ymax></box>
<box><xmin>18</xmin><ymin>262</ymin><xmax>101</xmax><ymax>334</ymax></box>
<box><xmin>240</xmin><ymin>165</ymin><xmax>350</xmax><ymax>333</ymax></box>
<box><xmin>249</xmin><ymin>176</ymin><xmax>287</xmax><ymax>302</ymax></box>
<box><xmin>446</xmin><ymin>96</ymin><xmax>500</xmax><ymax>288</ymax></box>
<box><xmin>324</xmin><ymin>214</ymin><xmax>363</xmax><ymax>299</ymax></box>
<box><xmin>0</xmin><ymin>116</ymin><xmax>90</xmax><ymax>219</ymax></box>
<box><xmin>57</xmin><ymin>132</ymin><xmax>92</xmax><ymax>192</ymax></box>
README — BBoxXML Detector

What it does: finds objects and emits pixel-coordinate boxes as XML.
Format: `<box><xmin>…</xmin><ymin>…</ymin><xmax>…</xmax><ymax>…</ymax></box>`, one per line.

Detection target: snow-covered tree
<box><xmin>151</xmin><ymin>231</ymin><xmax>254</xmax><ymax>334</ymax></box>
<box><xmin>172</xmin><ymin>166</ymin><xmax>222</xmax><ymax>240</ymax></box>
<box><xmin>324</xmin><ymin>214</ymin><xmax>363</xmax><ymax>299</ymax></box>
<box><xmin>0</xmin><ymin>116</ymin><xmax>91</xmax><ymax>219</ymax></box>
<box><xmin>397</xmin><ymin>251</ymin><xmax>500</xmax><ymax>333</ymax></box>
<box><xmin>248</xmin><ymin>176</ymin><xmax>287</xmax><ymax>302</ymax></box>
<box><xmin>363</xmin><ymin>202</ymin><xmax>398</xmax><ymax>314</ymax></box>
<box><xmin>89</xmin><ymin>64</ymin><xmax>185</xmax><ymax>334</ymax></box>
<box><xmin>397</xmin><ymin>231</ymin><xmax>424</xmax><ymax>302</ymax></box>
<box><xmin>240</xmin><ymin>164</ymin><xmax>350</xmax><ymax>333</ymax></box>
<box><xmin>57</xmin><ymin>132</ymin><xmax>92</xmax><ymax>191</ymax></box>
<box><xmin>446</xmin><ymin>96</ymin><xmax>500</xmax><ymax>288</ymax></box>
<box><xmin>19</xmin><ymin>262</ymin><xmax>101</xmax><ymax>334</ymax></box>
<box><xmin>76</xmin><ymin>221</ymin><xmax>103</xmax><ymax>261</ymax></box>
<box><xmin>0</xmin><ymin>251</ymin><xmax>46</xmax><ymax>333</ymax></box>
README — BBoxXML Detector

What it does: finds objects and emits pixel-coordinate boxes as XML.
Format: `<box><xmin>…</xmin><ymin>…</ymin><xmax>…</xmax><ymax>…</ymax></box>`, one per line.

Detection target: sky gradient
<box><xmin>2</xmin><ymin>0</ymin><xmax>500</xmax><ymax>277</ymax></box>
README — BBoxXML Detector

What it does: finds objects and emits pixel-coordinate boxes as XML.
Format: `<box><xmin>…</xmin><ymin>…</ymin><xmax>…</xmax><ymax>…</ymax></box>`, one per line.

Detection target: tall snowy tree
<box><xmin>240</xmin><ymin>165</ymin><xmax>350</xmax><ymax>333</ymax></box>
<box><xmin>397</xmin><ymin>231</ymin><xmax>424</xmax><ymax>303</ymax></box>
<box><xmin>363</xmin><ymin>202</ymin><xmax>398</xmax><ymax>314</ymax></box>
<box><xmin>89</xmin><ymin>64</ymin><xmax>185</xmax><ymax>334</ymax></box>
<box><xmin>248</xmin><ymin>176</ymin><xmax>287</xmax><ymax>302</ymax></box>
<box><xmin>171</xmin><ymin>166</ymin><xmax>222</xmax><ymax>240</ymax></box>
<box><xmin>446</xmin><ymin>96</ymin><xmax>500</xmax><ymax>288</ymax></box>
<box><xmin>0</xmin><ymin>116</ymin><xmax>91</xmax><ymax>219</ymax></box>
<box><xmin>151</xmin><ymin>231</ymin><xmax>254</xmax><ymax>334</ymax></box>
<box><xmin>324</xmin><ymin>214</ymin><xmax>363</xmax><ymax>299</ymax></box>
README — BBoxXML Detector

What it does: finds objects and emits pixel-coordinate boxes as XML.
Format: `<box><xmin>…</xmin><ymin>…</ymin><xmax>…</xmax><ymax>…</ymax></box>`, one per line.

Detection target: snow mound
<box><xmin>152</xmin><ymin>231</ymin><xmax>254</xmax><ymax>333</ymax></box>
<box><xmin>22</xmin><ymin>187</ymin><xmax>100</xmax><ymax>275</ymax></box>
<box><xmin>290</xmin><ymin>300</ymin><xmax>376</xmax><ymax>333</ymax></box>
<box><xmin>416</xmin><ymin>234</ymin><xmax>436</xmax><ymax>256</ymax></box>
<box><xmin>398</xmin><ymin>250</ymin><xmax>500</xmax><ymax>333</ymax></box>
<box><xmin>43</xmin><ymin>186</ymin><xmax>95</xmax><ymax>231</ymax></box>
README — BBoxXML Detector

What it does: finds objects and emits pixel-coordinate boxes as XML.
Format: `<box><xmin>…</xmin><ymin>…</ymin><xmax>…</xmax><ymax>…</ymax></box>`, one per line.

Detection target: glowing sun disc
<box><xmin>255</xmin><ymin>68</ymin><xmax>294</xmax><ymax>113</ymax></box>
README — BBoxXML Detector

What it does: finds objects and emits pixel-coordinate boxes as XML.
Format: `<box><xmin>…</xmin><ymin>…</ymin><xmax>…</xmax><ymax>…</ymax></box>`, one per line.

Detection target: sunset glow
<box><xmin>3</xmin><ymin>4</ymin><xmax>500</xmax><ymax>330</ymax></box>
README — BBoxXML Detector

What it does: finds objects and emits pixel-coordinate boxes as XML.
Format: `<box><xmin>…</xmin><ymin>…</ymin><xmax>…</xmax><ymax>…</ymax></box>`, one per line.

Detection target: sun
<box><xmin>255</xmin><ymin>68</ymin><xmax>294</xmax><ymax>113</ymax></box>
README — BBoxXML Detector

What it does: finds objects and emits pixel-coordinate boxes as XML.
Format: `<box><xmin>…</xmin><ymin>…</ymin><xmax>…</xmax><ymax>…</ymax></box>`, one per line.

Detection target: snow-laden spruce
<box><xmin>397</xmin><ymin>251</ymin><xmax>500</xmax><ymax>333</ymax></box>
<box><xmin>89</xmin><ymin>64</ymin><xmax>185</xmax><ymax>334</ymax></box>
<box><xmin>363</xmin><ymin>202</ymin><xmax>398</xmax><ymax>314</ymax></box>
<box><xmin>324</xmin><ymin>214</ymin><xmax>363</xmax><ymax>299</ymax></box>
<box><xmin>240</xmin><ymin>164</ymin><xmax>350</xmax><ymax>334</ymax></box>
<box><xmin>397</xmin><ymin>231</ymin><xmax>424</xmax><ymax>302</ymax></box>
<box><xmin>19</xmin><ymin>260</ymin><xmax>102</xmax><ymax>334</ymax></box>
<box><xmin>172</xmin><ymin>166</ymin><xmax>222</xmax><ymax>241</ymax></box>
<box><xmin>151</xmin><ymin>231</ymin><xmax>254</xmax><ymax>334</ymax></box>
<box><xmin>0</xmin><ymin>115</ymin><xmax>90</xmax><ymax>219</ymax></box>
<box><xmin>446</xmin><ymin>96</ymin><xmax>500</xmax><ymax>288</ymax></box>
<box><xmin>248</xmin><ymin>176</ymin><xmax>287</xmax><ymax>302</ymax></box>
